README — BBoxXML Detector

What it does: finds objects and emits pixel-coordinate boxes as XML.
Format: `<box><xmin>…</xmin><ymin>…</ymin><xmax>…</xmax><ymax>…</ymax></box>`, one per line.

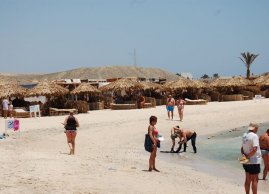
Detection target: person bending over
<box><xmin>175</xmin><ymin>127</ymin><xmax>197</xmax><ymax>153</ymax></box>
<box><xmin>170</xmin><ymin>125</ymin><xmax>180</xmax><ymax>152</ymax></box>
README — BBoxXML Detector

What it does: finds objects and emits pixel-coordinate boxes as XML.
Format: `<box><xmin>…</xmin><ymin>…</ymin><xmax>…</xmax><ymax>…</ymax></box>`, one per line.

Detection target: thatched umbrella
<box><xmin>140</xmin><ymin>81</ymin><xmax>165</xmax><ymax>91</ymax></box>
<box><xmin>99</xmin><ymin>78</ymin><xmax>143</xmax><ymax>93</ymax></box>
<box><xmin>71</xmin><ymin>83</ymin><xmax>101</xmax><ymax>95</ymax></box>
<box><xmin>164</xmin><ymin>78</ymin><xmax>205</xmax><ymax>90</ymax></box>
<box><xmin>254</xmin><ymin>75</ymin><xmax>269</xmax><ymax>86</ymax></box>
<box><xmin>209</xmin><ymin>77</ymin><xmax>252</xmax><ymax>88</ymax></box>
<box><xmin>0</xmin><ymin>84</ymin><xmax>27</xmax><ymax>99</ymax></box>
<box><xmin>25</xmin><ymin>81</ymin><xmax>69</xmax><ymax>97</ymax></box>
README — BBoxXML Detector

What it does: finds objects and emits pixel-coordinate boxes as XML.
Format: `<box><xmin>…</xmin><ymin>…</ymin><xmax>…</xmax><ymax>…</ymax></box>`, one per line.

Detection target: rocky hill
<box><xmin>0</xmin><ymin>66</ymin><xmax>179</xmax><ymax>83</ymax></box>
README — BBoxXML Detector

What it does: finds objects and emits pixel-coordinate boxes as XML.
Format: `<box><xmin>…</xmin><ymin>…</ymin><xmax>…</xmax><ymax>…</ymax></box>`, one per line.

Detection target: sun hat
<box><xmin>248</xmin><ymin>122</ymin><xmax>259</xmax><ymax>131</ymax></box>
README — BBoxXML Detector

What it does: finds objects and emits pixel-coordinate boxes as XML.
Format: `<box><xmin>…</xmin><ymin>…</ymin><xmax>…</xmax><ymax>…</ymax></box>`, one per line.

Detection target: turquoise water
<box><xmin>159</xmin><ymin>122</ymin><xmax>269</xmax><ymax>192</ymax></box>
<box><xmin>199</xmin><ymin>122</ymin><xmax>269</xmax><ymax>169</ymax></box>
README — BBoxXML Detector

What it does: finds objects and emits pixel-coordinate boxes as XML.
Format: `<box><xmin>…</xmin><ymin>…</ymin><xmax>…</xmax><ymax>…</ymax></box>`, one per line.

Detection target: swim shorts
<box><xmin>261</xmin><ymin>149</ymin><xmax>269</xmax><ymax>155</ymax></box>
<box><xmin>166</xmin><ymin>106</ymin><xmax>174</xmax><ymax>112</ymax></box>
<box><xmin>243</xmin><ymin>164</ymin><xmax>260</xmax><ymax>174</ymax></box>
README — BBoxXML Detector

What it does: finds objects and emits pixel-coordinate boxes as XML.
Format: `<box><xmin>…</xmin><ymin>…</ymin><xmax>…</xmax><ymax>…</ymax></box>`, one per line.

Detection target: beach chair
<box><xmin>13</xmin><ymin>108</ymin><xmax>30</xmax><ymax>118</ymax></box>
<box><xmin>185</xmin><ymin>98</ymin><xmax>207</xmax><ymax>105</ymax></box>
<box><xmin>49</xmin><ymin>108</ymin><xmax>78</xmax><ymax>116</ymax></box>
<box><xmin>254</xmin><ymin>94</ymin><xmax>264</xmax><ymax>102</ymax></box>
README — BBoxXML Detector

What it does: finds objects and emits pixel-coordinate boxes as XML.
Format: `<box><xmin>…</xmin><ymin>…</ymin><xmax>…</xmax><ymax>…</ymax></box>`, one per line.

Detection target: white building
<box><xmin>180</xmin><ymin>72</ymin><xmax>193</xmax><ymax>79</ymax></box>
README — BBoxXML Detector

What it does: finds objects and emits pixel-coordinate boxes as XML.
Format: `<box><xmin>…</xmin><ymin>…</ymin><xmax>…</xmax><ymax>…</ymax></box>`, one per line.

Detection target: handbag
<box><xmin>144</xmin><ymin>134</ymin><xmax>153</xmax><ymax>152</ymax></box>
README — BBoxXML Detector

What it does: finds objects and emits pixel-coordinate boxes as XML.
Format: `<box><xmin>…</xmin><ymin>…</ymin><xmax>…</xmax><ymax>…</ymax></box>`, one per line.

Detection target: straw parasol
<box><xmin>99</xmin><ymin>78</ymin><xmax>143</xmax><ymax>93</ymax></box>
<box><xmin>209</xmin><ymin>77</ymin><xmax>252</xmax><ymax>88</ymax></box>
<box><xmin>25</xmin><ymin>81</ymin><xmax>69</xmax><ymax>97</ymax></box>
<box><xmin>163</xmin><ymin>78</ymin><xmax>205</xmax><ymax>90</ymax></box>
<box><xmin>71</xmin><ymin>83</ymin><xmax>101</xmax><ymax>95</ymax></box>
<box><xmin>140</xmin><ymin>81</ymin><xmax>165</xmax><ymax>91</ymax></box>
<box><xmin>253</xmin><ymin>75</ymin><xmax>269</xmax><ymax>86</ymax></box>
<box><xmin>0</xmin><ymin>84</ymin><xmax>27</xmax><ymax>99</ymax></box>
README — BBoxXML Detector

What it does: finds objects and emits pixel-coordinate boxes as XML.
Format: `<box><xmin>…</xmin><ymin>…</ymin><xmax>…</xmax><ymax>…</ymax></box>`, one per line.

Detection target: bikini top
<box><xmin>148</xmin><ymin>125</ymin><xmax>158</xmax><ymax>136</ymax></box>
<box><xmin>153</xmin><ymin>128</ymin><xmax>158</xmax><ymax>136</ymax></box>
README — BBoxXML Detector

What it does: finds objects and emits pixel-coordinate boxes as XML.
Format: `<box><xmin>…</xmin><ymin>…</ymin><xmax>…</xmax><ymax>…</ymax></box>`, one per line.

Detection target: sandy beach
<box><xmin>1</xmin><ymin>99</ymin><xmax>269</xmax><ymax>194</ymax></box>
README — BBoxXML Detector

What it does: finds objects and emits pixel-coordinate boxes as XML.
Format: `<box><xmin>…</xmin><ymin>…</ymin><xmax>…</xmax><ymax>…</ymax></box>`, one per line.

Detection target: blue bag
<box><xmin>144</xmin><ymin>134</ymin><xmax>153</xmax><ymax>152</ymax></box>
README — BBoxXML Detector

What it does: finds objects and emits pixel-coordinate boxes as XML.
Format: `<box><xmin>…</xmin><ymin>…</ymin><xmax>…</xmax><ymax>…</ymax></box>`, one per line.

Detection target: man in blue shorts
<box><xmin>241</xmin><ymin>122</ymin><xmax>261</xmax><ymax>194</ymax></box>
<box><xmin>166</xmin><ymin>95</ymin><xmax>175</xmax><ymax>120</ymax></box>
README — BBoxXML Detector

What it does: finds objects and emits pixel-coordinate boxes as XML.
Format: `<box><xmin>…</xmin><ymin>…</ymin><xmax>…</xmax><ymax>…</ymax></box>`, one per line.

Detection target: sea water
<box><xmin>158</xmin><ymin>122</ymin><xmax>269</xmax><ymax>192</ymax></box>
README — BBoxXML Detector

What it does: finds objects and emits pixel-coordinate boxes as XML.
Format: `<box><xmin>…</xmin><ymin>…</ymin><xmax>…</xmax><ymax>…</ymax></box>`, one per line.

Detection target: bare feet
<box><xmin>148</xmin><ymin>168</ymin><xmax>152</xmax><ymax>172</ymax></box>
<box><xmin>153</xmin><ymin>168</ymin><xmax>160</xmax><ymax>172</ymax></box>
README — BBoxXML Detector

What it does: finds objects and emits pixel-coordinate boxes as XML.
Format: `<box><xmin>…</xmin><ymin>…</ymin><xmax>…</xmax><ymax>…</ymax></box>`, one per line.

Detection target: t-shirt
<box><xmin>242</xmin><ymin>131</ymin><xmax>261</xmax><ymax>164</ymax></box>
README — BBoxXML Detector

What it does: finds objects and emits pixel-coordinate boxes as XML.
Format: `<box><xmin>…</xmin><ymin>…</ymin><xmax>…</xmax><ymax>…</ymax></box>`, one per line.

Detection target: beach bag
<box><xmin>14</xmin><ymin>119</ymin><xmax>20</xmax><ymax>131</ymax></box>
<box><xmin>157</xmin><ymin>140</ymin><xmax>160</xmax><ymax>148</ymax></box>
<box><xmin>144</xmin><ymin>134</ymin><xmax>153</xmax><ymax>152</ymax></box>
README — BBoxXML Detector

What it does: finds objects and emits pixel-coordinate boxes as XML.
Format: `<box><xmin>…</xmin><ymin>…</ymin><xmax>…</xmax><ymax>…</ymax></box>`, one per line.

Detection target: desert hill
<box><xmin>0</xmin><ymin>66</ymin><xmax>179</xmax><ymax>83</ymax></box>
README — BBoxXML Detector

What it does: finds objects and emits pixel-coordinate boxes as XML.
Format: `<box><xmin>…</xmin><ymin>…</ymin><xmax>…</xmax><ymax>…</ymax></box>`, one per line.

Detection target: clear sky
<box><xmin>0</xmin><ymin>0</ymin><xmax>268</xmax><ymax>78</ymax></box>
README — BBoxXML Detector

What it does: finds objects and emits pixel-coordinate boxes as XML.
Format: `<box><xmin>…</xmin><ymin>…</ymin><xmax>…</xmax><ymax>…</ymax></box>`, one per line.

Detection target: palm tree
<box><xmin>239</xmin><ymin>52</ymin><xmax>259</xmax><ymax>79</ymax></box>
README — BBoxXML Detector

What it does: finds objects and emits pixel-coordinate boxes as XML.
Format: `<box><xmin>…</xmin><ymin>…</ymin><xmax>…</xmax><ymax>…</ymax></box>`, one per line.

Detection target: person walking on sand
<box><xmin>259</xmin><ymin>129</ymin><xmax>269</xmax><ymax>180</ymax></box>
<box><xmin>148</xmin><ymin>115</ymin><xmax>160</xmax><ymax>172</ymax></box>
<box><xmin>166</xmin><ymin>95</ymin><xmax>175</xmax><ymax>120</ymax></box>
<box><xmin>8</xmin><ymin>102</ymin><xmax>13</xmax><ymax>118</ymax></box>
<box><xmin>176</xmin><ymin>97</ymin><xmax>185</xmax><ymax>122</ymax></box>
<box><xmin>63</xmin><ymin>111</ymin><xmax>79</xmax><ymax>155</ymax></box>
<box><xmin>175</xmin><ymin>127</ymin><xmax>197</xmax><ymax>153</ymax></box>
<box><xmin>170</xmin><ymin>125</ymin><xmax>180</xmax><ymax>152</ymax></box>
<box><xmin>2</xmin><ymin>98</ymin><xmax>9</xmax><ymax>119</ymax></box>
<box><xmin>241</xmin><ymin>122</ymin><xmax>261</xmax><ymax>194</ymax></box>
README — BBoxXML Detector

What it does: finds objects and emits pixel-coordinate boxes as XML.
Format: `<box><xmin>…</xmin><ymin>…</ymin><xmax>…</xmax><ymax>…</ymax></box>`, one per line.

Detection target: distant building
<box><xmin>180</xmin><ymin>72</ymin><xmax>193</xmax><ymax>79</ymax></box>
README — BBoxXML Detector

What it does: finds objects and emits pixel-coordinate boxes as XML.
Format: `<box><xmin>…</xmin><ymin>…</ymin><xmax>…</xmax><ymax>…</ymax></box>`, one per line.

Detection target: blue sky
<box><xmin>0</xmin><ymin>0</ymin><xmax>268</xmax><ymax>78</ymax></box>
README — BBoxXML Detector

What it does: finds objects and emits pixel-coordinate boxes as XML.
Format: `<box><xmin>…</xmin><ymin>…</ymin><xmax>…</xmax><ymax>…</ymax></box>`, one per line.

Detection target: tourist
<box><xmin>166</xmin><ymin>95</ymin><xmax>175</xmax><ymax>120</ymax></box>
<box><xmin>63</xmin><ymin>111</ymin><xmax>79</xmax><ymax>155</ymax></box>
<box><xmin>259</xmin><ymin>128</ymin><xmax>269</xmax><ymax>180</ymax></box>
<box><xmin>176</xmin><ymin>97</ymin><xmax>186</xmax><ymax>121</ymax></box>
<box><xmin>241</xmin><ymin>122</ymin><xmax>261</xmax><ymax>194</ymax></box>
<box><xmin>138</xmin><ymin>95</ymin><xmax>145</xmax><ymax>109</ymax></box>
<box><xmin>2</xmin><ymin>98</ymin><xmax>9</xmax><ymax>119</ymax></box>
<box><xmin>8</xmin><ymin>102</ymin><xmax>13</xmax><ymax>118</ymax></box>
<box><xmin>175</xmin><ymin>127</ymin><xmax>197</xmax><ymax>153</ymax></box>
<box><xmin>148</xmin><ymin>115</ymin><xmax>160</xmax><ymax>172</ymax></box>
<box><xmin>170</xmin><ymin>125</ymin><xmax>180</xmax><ymax>152</ymax></box>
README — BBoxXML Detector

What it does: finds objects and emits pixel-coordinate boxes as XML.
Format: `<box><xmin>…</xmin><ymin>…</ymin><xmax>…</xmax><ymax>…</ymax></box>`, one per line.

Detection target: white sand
<box><xmin>0</xmin><ymin>99</ymin><xmax>269</xmax><ymax>194</ymax></box>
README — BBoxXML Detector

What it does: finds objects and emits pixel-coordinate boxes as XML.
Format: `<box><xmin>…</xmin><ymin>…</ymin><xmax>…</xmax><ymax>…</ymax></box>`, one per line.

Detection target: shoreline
<box><xmin>1</xmin><ymin>99</ymin><xmax>269</xmax><ymax>193</ymax></box>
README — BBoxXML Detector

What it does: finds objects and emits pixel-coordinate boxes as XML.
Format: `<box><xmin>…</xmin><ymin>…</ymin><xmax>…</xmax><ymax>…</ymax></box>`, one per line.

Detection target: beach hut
<box><xmin>24</xmin><ymin>81</ymin><xmax>70</xmax><ymax>115</ymax></box>
<box><xmin>70</xmin><ymin>83</ymin><xmax>102</xmax><ymax>110</ymax></box>
<box><xmin>139</xmin><ymin>81</ymin><xmax>166</xmax><ymax>106</ymax></box>
<box><xmin>164</xmin><ymin>78</ymin><xmax>207</xmax><ymax>100</ymax></box>
<box><xmin>99</xmin><ymin>78</ymin><xmax>144</xmax><ymax>109</ymax></box>
<box><xmin>99</xmin><ymin>78</ymin><xmax>143</xmax><ymax>93</ymax></box>
<box><xmin>209</xmin><ymin>77</ymin><xmax>253</xmax><ymax>101</ymax></box>
<box><xmin>71</xmin><ymin>83</ymin><xmax>100</xmax><ymax>95</ymax></box>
